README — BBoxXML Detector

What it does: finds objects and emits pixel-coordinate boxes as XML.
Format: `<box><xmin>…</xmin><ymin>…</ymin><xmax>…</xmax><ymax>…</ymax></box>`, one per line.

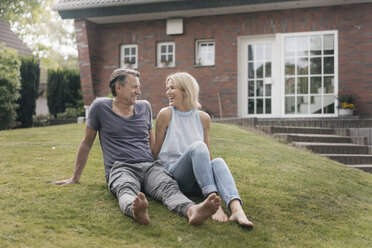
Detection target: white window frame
<box><xmin>120</xmin><ymin>44</ymin><xmax>138</xmax><ymax>69</ymax></box>
<box><xmin>237</xmin><ymin>31</ymin><xmax>338</xmax><ymax>118</ymax></box>
<box><xmin>157</xmin><ymin>42</ymin><xmax>175</xmax><ymax>68</ymax></box>
<box><xmin>195</xmin><ymin>39</ymin><xmax>215</xmax><ymax>66</ymax></box>
<box><xmin>280</xmin><ymin>30</ymin><xmax>338</xmax><ymax>117</ymax></box>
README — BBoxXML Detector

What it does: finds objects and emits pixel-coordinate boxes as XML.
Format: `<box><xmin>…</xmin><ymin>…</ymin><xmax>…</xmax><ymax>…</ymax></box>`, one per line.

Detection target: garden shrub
<box><xmin>17</xmin><ymin>56</ymin><xmax>40</xmax><ymax>128</ymax></box>
<box><xmin>0</xmin><ymin>43</ymin><xmax>20</xmax><ymax>130</ymax></box>
<box><xmin>47</xmin><ymin>69</ymin><xmax>82</xmax><ymax>119</ymax></box>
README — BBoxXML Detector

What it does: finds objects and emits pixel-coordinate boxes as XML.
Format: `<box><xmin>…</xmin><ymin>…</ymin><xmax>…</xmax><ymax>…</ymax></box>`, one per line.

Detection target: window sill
<box><xmin>193</xmin><ymin>64</ymin><xmax>215</xmax><ymax>68</ymax></box>
<box><xmin>156</xmin><ymin>65</ymin><xmax>176</xmax><ymax>69</ymax></box>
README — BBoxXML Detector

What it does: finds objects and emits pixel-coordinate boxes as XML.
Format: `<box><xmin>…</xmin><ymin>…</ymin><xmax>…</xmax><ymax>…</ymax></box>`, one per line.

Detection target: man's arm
<box><xmin>52</xmin><ymin>126</ymin><xmax>97</xmax><ymax>185</ymax></box>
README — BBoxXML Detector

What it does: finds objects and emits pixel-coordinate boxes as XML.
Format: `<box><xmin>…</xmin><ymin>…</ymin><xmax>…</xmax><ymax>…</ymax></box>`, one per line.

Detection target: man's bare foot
<box><xmin>229</xmin><ymin>210</ymin><xmax>254</xmax><ymax>229</ymax></box>
<box><xmin>187</xmin><ymin>193</ymin><xmax>221</xmax><ymax>225</ymax></box>
<box><xmin>132</xmin><ymin>192</ymin><xmax>150</xmax><ymax>225</ymax></box>
<box><xmin>212</xmin><ymin>206</ymin><xmax>229</xmax><ymax>222</ymax></box>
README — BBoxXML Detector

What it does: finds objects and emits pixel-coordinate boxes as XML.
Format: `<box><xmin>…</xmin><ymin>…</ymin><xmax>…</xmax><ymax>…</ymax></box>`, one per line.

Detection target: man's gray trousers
<box><xmin>107</xmin><ymin>160</ymin><xmax>194</xmax><ymax>218</ymax></box>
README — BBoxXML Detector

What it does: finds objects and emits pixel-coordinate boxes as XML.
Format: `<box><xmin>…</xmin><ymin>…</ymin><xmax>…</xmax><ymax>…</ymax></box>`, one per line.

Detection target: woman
<box><xmin>152</xmin><ymin>72</ymin><xmax>254</xmax><ymax>228</ymax></box>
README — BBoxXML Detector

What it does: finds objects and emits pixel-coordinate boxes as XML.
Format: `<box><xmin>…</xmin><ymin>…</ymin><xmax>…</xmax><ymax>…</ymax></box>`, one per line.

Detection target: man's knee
<box><xmin>145</xmin><ymin>166</ymin><xmax>180</xmax><ymax>198</ymax></box>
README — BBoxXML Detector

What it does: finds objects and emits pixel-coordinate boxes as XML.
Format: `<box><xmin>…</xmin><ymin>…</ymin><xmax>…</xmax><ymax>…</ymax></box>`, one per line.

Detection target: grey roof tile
<box><xmin>0</xmin><ymin>18</ymin><xmax>32</xmax><ymax>56</ymax></box>
<box><xmin>54</xmin><ymin>0</ymin><xmax>174</xmax><ymax>10</ymax></box>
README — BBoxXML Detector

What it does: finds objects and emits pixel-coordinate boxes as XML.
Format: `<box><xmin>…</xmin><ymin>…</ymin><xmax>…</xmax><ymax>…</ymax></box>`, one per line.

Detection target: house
<box><xmin>35</xmin><ymin>83</ymin><xmax>49</xmax><ymax>116</ymax></box>
<box><xmin>54</xmin><ymin>0</ymin><xmax>372</xmax><ymax>118</ymax></box>
<box><xmin>0</xmin><ymin>18</ymin><xmax>32</xmax><ymax>56</ymax></box>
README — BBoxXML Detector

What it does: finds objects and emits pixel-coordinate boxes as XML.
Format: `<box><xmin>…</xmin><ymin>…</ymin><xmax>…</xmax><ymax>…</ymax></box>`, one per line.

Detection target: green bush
<box><xmin>56</xmin><ymin>107</ymin><xmax>84</xmax><ymax>119</ymax></box>
<box><xmin>47</xmin><ymin>69</ymin><xmax>65</xmax><ymax>118</ymax></box>
<box><xmin>0</xmin><ymin>43</ymin><xmax>20</xmax><ymax>130</ymax></box>
<box><xmin>17</xmin><ymin>57</ymin><xmax>40</xmax><ymax>128</ymax></box>
<box><xmin>47</xmin><ymin>69</ymin><xmax>82</xmax><ymax>118</ymax></box>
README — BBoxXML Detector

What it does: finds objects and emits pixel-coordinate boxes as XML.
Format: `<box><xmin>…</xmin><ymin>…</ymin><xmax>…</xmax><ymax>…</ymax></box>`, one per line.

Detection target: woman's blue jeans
<box><xmin>165</xmin><ymin>141</ymin><xmax>242</xmax><ymax>209</ymax></box>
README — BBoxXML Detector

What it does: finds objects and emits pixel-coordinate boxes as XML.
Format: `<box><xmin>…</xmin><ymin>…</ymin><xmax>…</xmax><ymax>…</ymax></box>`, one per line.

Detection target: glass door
<box><xmin>247</xmin><ymin>43</ymin><xmax>272</xmax><ymax>115</ymax></box>
<box><xmin>283</xmin><ymin>33</ymin><xmax>336</xmax><ymax>115</ymax></box>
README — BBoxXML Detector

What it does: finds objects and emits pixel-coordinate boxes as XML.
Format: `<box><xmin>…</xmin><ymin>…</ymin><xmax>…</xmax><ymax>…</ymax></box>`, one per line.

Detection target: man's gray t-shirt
<box><xmin>86</xmin><ymin>98</ymin><xmax>154</xmax><ymax>177</ymax></box>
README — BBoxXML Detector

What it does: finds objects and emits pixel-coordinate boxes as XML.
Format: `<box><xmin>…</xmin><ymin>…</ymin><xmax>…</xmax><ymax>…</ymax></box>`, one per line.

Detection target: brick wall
<box><xmin>75</xmin><ymin>3</ymin><xmax>372</xmax><ymax>117</ymax></box>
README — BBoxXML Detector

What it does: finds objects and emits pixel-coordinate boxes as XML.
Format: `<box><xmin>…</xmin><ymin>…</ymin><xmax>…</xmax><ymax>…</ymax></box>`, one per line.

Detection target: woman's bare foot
<box><xmin>229</xmin><ymin>199</ymin><xmax>254</xmax><ymax>229</ymax></box>
<box><xmin>132</xmin><ymin>192</ymin><xmax>150</xmax><ymax>225</ymax></box>
<box><xmin>212</xmin><ymin>206</ymin><xmax>229</xmax><ymax>222</ymax></box>
<box><xmin>229</xmin><ymin>210</ymin><xmax>254</xmax><ymax>228</ymax></box>
<box><xmin>187</xmin><ymin>193</ymin><xmax>221</xmax><ymax>225</ymax></box>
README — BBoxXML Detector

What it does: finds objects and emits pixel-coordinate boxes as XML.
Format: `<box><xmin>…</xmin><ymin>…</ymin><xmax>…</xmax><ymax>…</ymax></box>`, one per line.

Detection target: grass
<box><xmin>0</xmin><ymin>123</ymin><xmax>371</xmax><ymax>248</ymax></box>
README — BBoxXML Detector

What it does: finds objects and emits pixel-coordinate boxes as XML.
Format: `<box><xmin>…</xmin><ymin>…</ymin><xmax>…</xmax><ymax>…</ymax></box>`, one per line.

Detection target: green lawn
<box><xmin>1</xmin><ymin>123</ymin><xmax>371</xmax><ymax>248</ymax></box>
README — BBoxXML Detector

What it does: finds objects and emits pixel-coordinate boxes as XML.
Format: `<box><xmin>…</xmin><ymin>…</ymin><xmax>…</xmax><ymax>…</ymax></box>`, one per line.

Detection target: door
<box><xmin>238</xmin><ymin>35</ymin><xmax>280</xmax><ymax>117</ymax></box>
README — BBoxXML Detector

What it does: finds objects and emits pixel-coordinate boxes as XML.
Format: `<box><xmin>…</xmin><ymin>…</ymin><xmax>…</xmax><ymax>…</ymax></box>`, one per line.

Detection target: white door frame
<box><xmin>238</xmin><ymin>31</ymin><xmax>338</xmax><ymax>118</ymax></box>
<box><xmin>237</xmin><ymin>34</ymin><xmax>280</xmax><ymax>118</ymax></box>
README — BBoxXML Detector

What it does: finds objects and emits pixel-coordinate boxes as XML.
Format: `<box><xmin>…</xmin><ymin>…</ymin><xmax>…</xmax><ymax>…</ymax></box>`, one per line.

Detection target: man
<box><xmin>53</xmin><ymin>68</ymin><xmax>220</xmax><ymax>225</ymax></box>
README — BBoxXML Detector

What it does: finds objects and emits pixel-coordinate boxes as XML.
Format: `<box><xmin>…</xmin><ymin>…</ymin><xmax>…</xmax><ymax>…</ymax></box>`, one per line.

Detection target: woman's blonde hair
<box><xmin>166</xmin><ymin>72</ymin><xmax>201</xmax><ymax>110</ymax></box>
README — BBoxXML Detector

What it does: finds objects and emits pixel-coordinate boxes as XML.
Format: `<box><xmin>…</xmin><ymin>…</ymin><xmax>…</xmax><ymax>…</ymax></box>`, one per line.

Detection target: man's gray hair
<box><xmin>109</xmin><ymin>69</ymin><xmax>140</xmax><ymax>96</ymax></box>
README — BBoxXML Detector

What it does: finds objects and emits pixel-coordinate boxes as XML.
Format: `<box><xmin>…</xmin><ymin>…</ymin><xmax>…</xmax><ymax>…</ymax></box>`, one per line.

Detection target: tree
<box><xmin>47</xmin><ymin>69</ymin><xmax>65</xmax><ymax>118</ymax></box>
<box><xmin>17</xmin><ymin>57</ymin><xmax>40</xmax><ymax>127</ymax></box>
<box><xmin>0</xmin><ymin>43</ymin><xmax>20</xmax><ymax>130</ymax></box>
<box><xmin>64</xmin><ymin>69</ymin><xmax>82</xmax><ymax>108</ymax></box>
<box><xmin>47</xmin><ymin>69</ymin><xmax>83</xmax><ymax>118</ymax></box>
<box><xmin>1</xmin><ymin>0</ymin><xmax>78</xmax><ymax>73</ymax></box>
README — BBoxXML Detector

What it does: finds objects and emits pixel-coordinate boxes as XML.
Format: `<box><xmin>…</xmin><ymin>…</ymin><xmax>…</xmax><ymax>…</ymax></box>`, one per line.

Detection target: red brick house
<box><xmin>54</xmin><ymin>0</ymin><xmax>372</xmax><ymax>118</ymax></box>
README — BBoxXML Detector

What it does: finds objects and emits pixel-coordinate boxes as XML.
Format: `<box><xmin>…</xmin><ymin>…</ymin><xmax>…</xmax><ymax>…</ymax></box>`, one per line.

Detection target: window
<box><xmin>247</xmin><ymin>43</ymin><xmax>272</xmax><ymax>115</ymax></box>
<box><xmin>120</xmin><ymin>44</ymin><xmax>138</xmax><ymax>69</ymax></box>
<box><xmin>157</xmin><ymin>42</ymin><xmax>175</xmax><ymax>67</ymax></box>
<box><xmin>196</xmin><ymin>40</ymin><xmax>215</xmax><ymax>66</ymax></box>
<box><xmin>283</xmin><ymin>32</ymin><xmax>336</xmax><ymax>115</ymax></box>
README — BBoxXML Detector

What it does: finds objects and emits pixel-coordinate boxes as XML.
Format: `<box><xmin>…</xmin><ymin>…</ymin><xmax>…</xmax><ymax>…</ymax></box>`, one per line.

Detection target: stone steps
<box><xmin>271</xmin><ymin>126</ymin><xmax>334</xmax><ymax>135</ymax></box>
<box><xmin>320</xmin><ymin>154</ymin><xmax>372</xmax><ymax>165</ymax></box>
<box><xmin>271</xmin><ymin>125</ymin><xmax>372</xmax><ymax>173</ymax></box>
<box><xmin>294</xmin><ymin>142</ymin><xmax>369</xmax><ymax>154</ymax></box>
<box><xmin>347</xmin><ymin>165</ymin><xmax>372</xmax><ymax>173</ymax></box>
<box><xmin>274</xmin><ymin>133</ymin><xmax>355</xmax><ymax>144</ymax></box>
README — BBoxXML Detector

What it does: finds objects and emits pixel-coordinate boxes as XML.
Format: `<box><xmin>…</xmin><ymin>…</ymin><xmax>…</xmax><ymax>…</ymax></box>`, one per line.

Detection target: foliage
<box><xmin>0</xmin><ymin>43</ymin><xmax>20</xmax><ymax>130</ymax></box>
<box><xmin>32</xmin><ymin>114</ymin><xmax>53</xmax><ymax>127</ymax></box>
<box><xmin>47</xmin><ymin>69</ymin><xmax>65</xmax><ymax>118</ymax></box>
<box><xmin>0</xmin><ymin>0</ymin><xmax>77</xmax><ymax>61</ymax></box>
<box><xmin>47</xmin><ymin>69</ymin><xmax>82</xmax><ymax>118</ymax></box>
<box><xmin>17</xmin><ymin>56</ymin><xmax>40</xmax><ymax>128</ymax></box>
<box><xmin>1</xmin><ymin>0</ymin><xmax>78</xmax><ymax>84</ymax></box>
<box><xmin>57</xmin><ymin>107</ymin><xmax>84</xmax><ymax>119</ymax></box>
<box><xmin>337</xmin><ymin>92</ymin><xmax>354</xmax><ymax>109</ymax></box>
<box><xmin>1</xmin><ymin>123</ymin><xmax>371</xmax><ymax>247</ymax></box>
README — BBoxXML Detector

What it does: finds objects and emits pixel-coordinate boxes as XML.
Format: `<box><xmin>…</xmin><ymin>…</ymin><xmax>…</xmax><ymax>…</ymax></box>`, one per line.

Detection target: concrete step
<box><xmin>274</xmin><ymin>133</ymin><xmax>354</xmax><ymax>143</ymax></box>
<box><xmin>320</xmin><ymin>154</ymin><xmax>372</xmax><ymax>165</ymax></box>
<box><xmin>294</xmin><ymin>142</ymin><xmax>369</xmax><ymax>154</ymax></box>
<box><xmin>271</xmin><ymin>126</ymin><xmax>334</xmax><ymax>135</ymax></box>
<box><xmin>347</xmin><ymin>165</ymin><xmax>372</xmax><ymax>173</ymax></box>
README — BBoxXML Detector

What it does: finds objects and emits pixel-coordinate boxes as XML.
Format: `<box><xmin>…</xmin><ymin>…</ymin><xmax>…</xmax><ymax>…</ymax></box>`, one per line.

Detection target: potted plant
<box><xmin>337</xmin><ymin>92</ymin><xmax>354</xmax><ymax>116</ymax></box>
<box><xmin>160</xmin><ymin>57</ymin><xmax>172</xmax><ymax>67</ymax></box>
<box><xmin>124</xmin><ymin>58</ymin><xmax>135</xmax><ymax>68</ymax></box>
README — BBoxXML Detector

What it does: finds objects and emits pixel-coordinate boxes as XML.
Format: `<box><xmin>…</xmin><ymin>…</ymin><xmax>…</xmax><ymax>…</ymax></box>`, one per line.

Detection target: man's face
<box><xmin>117</xmin><ymin>74</ymin><xmax>141</xmax><ymax>105</ymax></box>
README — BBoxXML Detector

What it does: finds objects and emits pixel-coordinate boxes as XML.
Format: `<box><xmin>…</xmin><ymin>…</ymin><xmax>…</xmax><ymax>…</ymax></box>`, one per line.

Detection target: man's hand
<box><xmin>52</xmin><ymin>177</ymin><xmax>78</xmax><ymax>185</ymax></box>
<box><xmin>51</xmin><ymin>126</ymin><xmax>97</xmax><ymax>186</ymax></box>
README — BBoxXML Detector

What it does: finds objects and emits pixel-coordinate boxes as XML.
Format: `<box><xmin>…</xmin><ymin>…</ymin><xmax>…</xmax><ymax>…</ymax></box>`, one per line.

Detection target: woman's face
<box><xmin>166</xmin><ymin>79</ymin><xmax>185</xmax><ymax>108</ymax></box>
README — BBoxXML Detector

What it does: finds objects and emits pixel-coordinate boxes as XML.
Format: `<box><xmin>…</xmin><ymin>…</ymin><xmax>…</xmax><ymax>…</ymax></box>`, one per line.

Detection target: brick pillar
<box><xmin>74</xmin><ymin>19</ymin><xmax>95</xmax><ymax>106</ymax></box>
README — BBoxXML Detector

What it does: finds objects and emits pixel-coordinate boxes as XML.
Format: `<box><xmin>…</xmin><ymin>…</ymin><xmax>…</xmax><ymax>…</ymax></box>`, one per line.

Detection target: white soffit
<box><xmin>87</xmin><ymin>0</ymin><xmax>372</xmax><ymax>24</ymax></box>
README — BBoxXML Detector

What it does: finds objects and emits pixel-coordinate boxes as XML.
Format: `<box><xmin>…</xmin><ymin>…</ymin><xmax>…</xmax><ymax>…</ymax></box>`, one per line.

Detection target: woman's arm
<box><xmin>152</xmin><ymin>107</ymin><xmax>172</xmax><ymax>160</ymax></box>
<box><xmin>199</xmin><ymin>111</ymin><xmax>212</xmax><ymax>160</ymax></box>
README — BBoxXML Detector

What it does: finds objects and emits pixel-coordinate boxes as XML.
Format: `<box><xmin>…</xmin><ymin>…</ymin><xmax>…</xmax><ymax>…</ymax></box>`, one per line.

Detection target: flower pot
<box><xmin>338</xmin><ymin>108</ymin><xmax>353</xmax><ymax>116</ymax></box>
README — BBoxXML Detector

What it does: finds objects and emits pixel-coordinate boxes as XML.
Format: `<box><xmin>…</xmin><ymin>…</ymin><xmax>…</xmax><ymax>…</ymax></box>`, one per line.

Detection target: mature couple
<box><xmin>53</xmin><ymin>69</ymin><xmax>254</xmax><ymax>228</ymax></box>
